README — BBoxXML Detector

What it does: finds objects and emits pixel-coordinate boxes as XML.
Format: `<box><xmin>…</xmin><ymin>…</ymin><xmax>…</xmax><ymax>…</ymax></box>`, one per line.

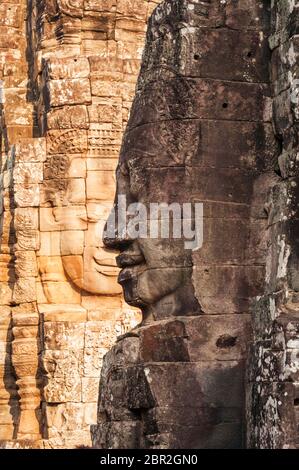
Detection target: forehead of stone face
<box><xmin>117</xmin><ymin>0</ymin><xmax>270</xmax><ymax>207</ymax></box>
<box><xmin>146</xmin><ymin>0</ymin><xmax>270</xmax><ymax>38</ymax></box>
<box><xmin>120</xmin><ymin>119</ymin><xmax>201</xmax><ymax>167</ymax></box>
<box><xmin>119</xmin><ymin>113</ymin><xmax>200</xmax><ymax>205</ymax></box>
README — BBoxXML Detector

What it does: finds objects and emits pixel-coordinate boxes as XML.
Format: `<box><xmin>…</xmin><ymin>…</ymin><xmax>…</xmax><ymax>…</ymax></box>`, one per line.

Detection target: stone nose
<box><xmin>102</xmin><ymin>208</ymin><xmax>134</xmax><ymax>250</ymax></box>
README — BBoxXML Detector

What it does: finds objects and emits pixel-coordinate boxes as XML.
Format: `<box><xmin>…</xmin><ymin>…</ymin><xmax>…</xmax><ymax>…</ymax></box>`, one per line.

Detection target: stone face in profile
<box><xmin>93</xmin><ymin>0</ymin><xmax>277</xmax><ymax>449</ymax></box>
<box><xmin>103</xmin><ymin>0</ymin><xmax>274</xmax><ymax>323</ymax></box>
<box><xmin>104</xmin><ymin>122</ymin><xmax>203</xmax><ymax>321</ymax></box>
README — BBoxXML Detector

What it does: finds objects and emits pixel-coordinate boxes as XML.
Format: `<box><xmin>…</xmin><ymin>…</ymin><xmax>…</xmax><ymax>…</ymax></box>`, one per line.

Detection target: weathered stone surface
<box><xmin>247</xmin><ymin>0</ymin><xmax>299</xmax><ymax>450</ymax></box>
<box><xmin>92</xmin><ymin>0</ymin><xmax>281</xmax><ymax>451</ymax></box>
<box><xmin>47</xmin><ymin>106</ymin><xmax>89</xmax><ymax>130</ymax></box>
<box><xmin>139</xmin><ymin>316</ymin><xmax>251</xmax><ymax>363</ymax></box>
<box><xmin>95</xmin><ymin>332</ymin><xmax>245</xmax><ymax>448</ymax></box>
<box><xmin>1</xmin><ymin>0</ymin><xmax>297</xmax><ymax>452</ymax></box>
<box><xmin>14</xmin><ymin>139</ymin><xmax>47</xmax><ymax>163</ymax></box>
<box><xmin>47</xmin><ymin>79</ymin><xmax>92</xmax><ymax>107</ymax></box>
<box><xmin>46</xmin><ymin>57</ymin><xmax>90</xmax><ymax>80</ymax></box>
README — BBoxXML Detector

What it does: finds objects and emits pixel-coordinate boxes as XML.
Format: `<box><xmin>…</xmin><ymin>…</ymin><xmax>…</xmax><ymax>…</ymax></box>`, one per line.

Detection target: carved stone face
<box><xmin>104</xmin><ymin>82</ymin><xmax>202</xmax><ymax>321</ymax></box>
<box><xmin>56</xmin><ymin>202</ymin><xmax>123</xmax><ymax>296</ymax></box>
<box><xmin>40</xmin><ymin>152</ymin><xmax>122</xmax><ymax>296</ymax></box>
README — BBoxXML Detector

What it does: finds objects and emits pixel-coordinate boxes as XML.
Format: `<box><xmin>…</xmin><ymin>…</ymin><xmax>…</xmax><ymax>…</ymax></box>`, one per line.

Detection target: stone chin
<box><xmin>118</xmin><ymin>265</ymin><xmax>197</xmax><ymax>314</ymax></box>
<box><xmin>62</xmin><ymin>257</ymin><xmax>122</xmax><ymax>295</ymax></box>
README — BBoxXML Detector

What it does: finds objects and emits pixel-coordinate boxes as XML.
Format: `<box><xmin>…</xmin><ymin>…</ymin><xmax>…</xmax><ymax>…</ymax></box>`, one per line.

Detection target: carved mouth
<box><xmin>118</xmin><ymin>263</ymin><xmax>145</xmax><ymax>284</ymax></box>
<box><xmin>93</xmin><ymin>256</ymin><xmax>119</xmax><ymax>276</ymax></box>
<box><xmin>114</xmin><ymin>248</ymin><xmax>145</xmax><ymax>291</ymax></box>
<box><xmin>118</xmin><ymin>267</ymin><xmax>134</xmax><ymax>284</ymax></box>
<box><xmin>116</xmin><ymin>253</ymin><xmax>143</xmax><ymax>267</ymax></box>
<box><xmin>117</xmin><ymin>266</ymin><xmax>139</xmax><ymax>305</ymax></box>
<box><xmin>118</xmin><ymin>265</ymin><xmax>147</xmax><ymax>307</ymax></box>
<box><xmin>117</xmin><ymin>252</ymin><xmax>145</xmax><ymax>284</ymax></box>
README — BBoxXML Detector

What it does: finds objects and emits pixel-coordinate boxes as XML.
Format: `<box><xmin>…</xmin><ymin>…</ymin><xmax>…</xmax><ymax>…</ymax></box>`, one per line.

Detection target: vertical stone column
<box><xmin>247</xmin><ymin>0</ymin><xmax>299</xmax><ymax>449</ymax></box>
<box><xmin>9</xmin><ymin>139</ymin><xmax>47</xmax><ymax>444</ymax></box>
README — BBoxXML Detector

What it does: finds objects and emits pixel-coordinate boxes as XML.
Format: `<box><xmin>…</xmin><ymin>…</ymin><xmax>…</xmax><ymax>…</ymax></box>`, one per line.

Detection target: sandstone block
<box><xmin>82</xmin><ymin>377</ymin><xmax>100</xmax><ymax>402</ymax></box>
<box><xmin>86</xmin><ymin>157</ymin><xmax>118</xmax><ymax>171</ymax></box>
<box><xmin>83</xmin><ymin>402</ymin><xmax>97</xmax><ymax>425</ymax></box>
<box><xmin>66</xmin><ymin>178</ymin><xmax>86</xmax><ymax>204</ymax></box>
<box><xmin>225</xmin><ymin>0</ymin><xmax>271</xmax><ymax>31</ymax></box>
<box><xmin>61</xmin><ymin>230</ymin><xmax>84</xmax><ymax>255</ymax></box>
<box><xmin>41</xmin><ymin>281</ymin><xmax>81</xmax><ymax>304</ymax></box>
<box><xmin>45</xmin><ymin>403</ymin><xmax>85</xmax><ymax>434</ymax></box>
<box><xmin>0</xmin><ymin>306</ymin><xmax>11</xmax><ymax>325</ymax></box>
<box><xmin>0</xmin><ymin>4</ymin><xmax>21</xmax><ymax>27</ymax></box>
<box><xmin>47</xmin><ymin>57</ymin><xmax>90</xmax><ymax>79</ymax></box>
<box><xmin>14</xmin><ymin>184</ymin><xmax>40</xmax><ymax>208</ymax></box>
<box><xmin>88</xmin><ymin>99</ymin><xmax>122</xmax><ymax>127</ymax></box>
<box><xmin>83</xmin><ymin>348</ymin><xmax>106</xmax><ymax>377</ymax></box>
<box><xmin>193</xmin><ymin>265</ymin><xmax>264</xmax><ymax>314</ymax></box>
<box><xmin>68</xmin><ymin>157</ymin><xmax>86</xmax><ymax>178</ymax></box>
<box><xmin>91</xmin><ymin>78</ymin><xmax>122</xmax><ymax>97</ymax></box>
<box><xmin>130</xmin><ymin>77</ymin><xmax>271</xmax><ymax>129</ymax></box>
<box><xmin>13</xmin><ymin>163</ymin><xmax>43</xmax><ymax>184</ymax></box>
<box><xmin>91</xmin><ymin>421</ymin><xmax>142</xmax><ymax>449</ymax></box>
<box><xmin>4</xmin><ymin>90</ymin><xmax>33</xmax><ymax>127</ymax></box>
<box><xmin>85</xmin><ymin>321</ymin><xmax>117</xmax><ymax>350</ymax></box>
<box><xmin>44</xmin><ymin>322</ymin><xmax>85</xmax><ymax>350</ymax></box>
<box><xmin>39</xmin><ymin>304</ymin><xmax>87</xmax><ymax>323</ymax></box>
<box><xmin>14</xmin><ymin>138</ymin><xmax>46</xmax><ymax>163</ymax></box>
<box><xmin>47</xmin><ymin>78</ymin><xmax>92</xmax><ymax>107</ymax></box>
<box><xmin>47</xmin><ymin>130</ymin><xmax>88</xmax><ymax>154</ymax></box>
<box><xmin>38</xmin><ymin>232</ymin><xmax>61</xmax><ymax>256</ymax></box>
<box><xmin>139</xmin><ymin>316</ymin><xmax>251</xmax><ymax>363</ymax></box>
<box><xmin>44</xmin><ymin>376</ymin><xmax>82</xmax><ymax>403</ymax></box>
<box><xmin>15</xmin><ymin>251</ymin><xmax>38</xmax><ymax>278</ymax></box>
<box><xmin>13</xmin><ymin>278</ymin><xmax>36</xmax><ymax>304</ymax></box>
<box><xmin>38</xmin><ymin>256</ymin><xmax>67</xmax><ymax>282</ymax></box>
<box><xmin>61</xmin><ymin>255</ymin><xmax>83</xmax><ymax>281</ymax></box>
<box><xmin>40</xmin><ymin>206</ymin><xmax>87</xmax><ymax>231</ymax></box>
<box><xmin>81</xmin><ymin>294</ymin><xmax>122</xmax><ymax>310</ymax></box>
<box><xmin>86</xmin><ymin>170</ymin><xmax>116</xmax><ymax>201</ymax></box>
<box><xmin>0</xmin><ymin>254</ymin><xmax>14</xmax><ymax>282</ymax></box>
<box><xmin>42</xmin><ymin>349</ymin><xmax>83</xmax><ymax>378</ymax></box>
<box><xmin>12</xmin><ymin>338</ymin><xmax>39</xmax><ymax>356</ymax></box>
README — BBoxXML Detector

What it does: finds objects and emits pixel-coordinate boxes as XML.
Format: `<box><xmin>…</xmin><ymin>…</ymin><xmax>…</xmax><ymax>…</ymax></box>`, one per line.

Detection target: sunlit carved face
<box><xmin>104</xmin><ymin>79</ymin><xmax>202</xmax><ymax>320</ymax></box>
<box><xmin>47</xmin><ymin>169</ymin><xmax>122</xmax><ymax>295</ymax></box>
